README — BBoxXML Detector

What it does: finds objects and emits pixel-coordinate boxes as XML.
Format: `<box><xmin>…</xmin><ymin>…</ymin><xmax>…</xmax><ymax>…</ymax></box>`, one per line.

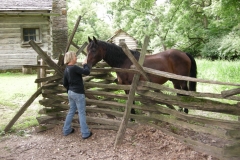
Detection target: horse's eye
<box><xmin>91</xmin><ymin>49</ymin><xmax>97</xmax><ymax>54</ymax></box>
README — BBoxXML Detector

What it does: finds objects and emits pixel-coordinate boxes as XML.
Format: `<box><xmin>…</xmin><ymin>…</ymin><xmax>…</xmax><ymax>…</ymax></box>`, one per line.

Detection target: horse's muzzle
<box><xmin>87</xmin><ymin>63</ymin><xmax>93</xmax><ymax>70</ymax></box>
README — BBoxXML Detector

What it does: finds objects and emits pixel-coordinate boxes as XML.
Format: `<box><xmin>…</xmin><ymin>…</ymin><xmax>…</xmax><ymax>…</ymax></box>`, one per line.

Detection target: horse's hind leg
<box><xmin>130</xmin><ymin>102</ymin><xmax>136</xmax><ymax>121</ymax></box>
<box><xmin>172</xmin><ymin>80</ymin><xmax>189</xmax><ymax>114</ymax></box>
<box><xmin>179</xmin><ymin>81</ymin><xmax>189</xmax><ymax>113</ymax></box>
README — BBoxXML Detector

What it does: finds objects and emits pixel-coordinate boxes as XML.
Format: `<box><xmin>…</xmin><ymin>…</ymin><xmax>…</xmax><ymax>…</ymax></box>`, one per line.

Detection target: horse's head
<box><xmin>86</xmin><ymin>36</ymin><xmax>105</xmax><ymax>69</ymax></box>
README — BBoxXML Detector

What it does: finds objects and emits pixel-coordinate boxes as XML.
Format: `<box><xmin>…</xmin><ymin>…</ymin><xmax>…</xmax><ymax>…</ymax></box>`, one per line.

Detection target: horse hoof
<box><xmin>178</xmin><ymin>108</ymin><xmax>183</xmax><ymax>112</ymax></box>
<box><xmin>184</xmin><ymin>108</ymin><xmax>189</xmax><ymax>114</ymax></box>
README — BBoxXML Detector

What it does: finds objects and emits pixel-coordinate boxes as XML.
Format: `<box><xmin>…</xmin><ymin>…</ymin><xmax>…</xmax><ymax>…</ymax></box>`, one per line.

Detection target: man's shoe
<box><xmin>71</xmin><ymin>128</ymin><xmax>75</xmax><ymax>133</ymax></box>
<box><xmin>82</xmin><ymin>132</ymin><xmax>92</xmax><ymax>139</ymax></box>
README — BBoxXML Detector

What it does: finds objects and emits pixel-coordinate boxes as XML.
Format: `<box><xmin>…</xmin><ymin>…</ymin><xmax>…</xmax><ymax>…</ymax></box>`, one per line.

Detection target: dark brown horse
<box><xmin>86</xmin><ymin>36</ymin><xmax>197</xmax><ymax>114</ymax></box>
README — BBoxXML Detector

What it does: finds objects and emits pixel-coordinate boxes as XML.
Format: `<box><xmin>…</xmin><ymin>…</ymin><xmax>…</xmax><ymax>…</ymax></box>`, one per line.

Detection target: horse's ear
<box><xmin>93</xmin><ymin>36</ymin><xmax>98</xmax><ymax>44</ymax></box>
<box><xmin>88</xmin><ymin>36</ymin><xmax>92</xmax><ymax>43</ymax></box>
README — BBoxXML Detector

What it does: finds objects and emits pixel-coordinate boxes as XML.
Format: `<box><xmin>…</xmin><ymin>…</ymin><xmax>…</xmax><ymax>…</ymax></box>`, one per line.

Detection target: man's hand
<box><xmin>82</xmin><ymin>58</ymin><xmax>87</xmax><ymax>65</ymax></box>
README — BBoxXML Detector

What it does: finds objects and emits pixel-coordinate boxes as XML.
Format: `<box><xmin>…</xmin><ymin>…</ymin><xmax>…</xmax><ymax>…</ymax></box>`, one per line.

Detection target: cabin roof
<box><xmin>0</xmin><ymin>0</ymin><xmax>52</xmax><ymax>11</ymax></box>
<box><xmin>107</xmin><ymin>29</ymin><xmax>137</xmax><ymax>42</ymax></box>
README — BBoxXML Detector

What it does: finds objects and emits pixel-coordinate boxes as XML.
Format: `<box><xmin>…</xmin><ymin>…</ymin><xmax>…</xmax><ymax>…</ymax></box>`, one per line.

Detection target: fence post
<box><xmin>114</xmin><ymin>36</ymin><xmax>150</xmax><ymax>147</ymax></box>
<box><xmin>37</xmin><ymin>56</ymin><xmax>41</xmax><ymax>88</ymax></box>
<box><xmin>40</xmin><ymin>59</ymin><xmax>46</xmax><ymax>87</ymax></box>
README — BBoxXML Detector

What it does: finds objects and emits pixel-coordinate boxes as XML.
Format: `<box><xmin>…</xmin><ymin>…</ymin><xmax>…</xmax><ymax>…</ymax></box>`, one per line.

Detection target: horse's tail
<box><xmin>186</xmin><ymin>53</ymin><xmax>197</xmax><ymax>91</ymax></box>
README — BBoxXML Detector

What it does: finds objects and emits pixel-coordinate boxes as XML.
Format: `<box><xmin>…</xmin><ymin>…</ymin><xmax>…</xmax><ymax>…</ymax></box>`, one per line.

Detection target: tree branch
<box><xmin>163</xmin><ymin>0</ymin><xmax>184</xmax><ymax>40</ymax></box>
<box><xmin>120</xmin><ymin>5</ymin><xmax>154</xmax><ymax>16</ymax></box>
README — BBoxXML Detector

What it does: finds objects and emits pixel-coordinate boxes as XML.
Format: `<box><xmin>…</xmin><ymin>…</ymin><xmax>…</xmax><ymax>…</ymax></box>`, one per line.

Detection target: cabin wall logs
<box><xmin>36</xmin><ymin>62</ymin><xmax>240</xmax><ymax>160</ymax></box>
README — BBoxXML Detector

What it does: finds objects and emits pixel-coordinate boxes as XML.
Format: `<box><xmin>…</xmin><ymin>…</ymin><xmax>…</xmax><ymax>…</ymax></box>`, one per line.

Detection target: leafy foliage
<box><xmin>109</xmin><ymin>0</ymin><xmax>240</xmax><ymax>59</ymax></box>
<box><xmin>218</xmin><ymin>26</ymin><xmax>240</xmax><ymax>59</ymax></box>
<box><xmin>67</xmin><ymin>0</ymin><xmax>113</xmax><ymax>45</ymax></box>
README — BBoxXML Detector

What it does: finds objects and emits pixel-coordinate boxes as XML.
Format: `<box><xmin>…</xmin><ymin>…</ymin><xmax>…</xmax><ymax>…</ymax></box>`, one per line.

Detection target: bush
<box><xmin>200</xmin><ymin>37</ymin><xmax>221</xmax><ymax>60</ymax></box>
<box><xmin>218</xmin><ymin>29</ymin><xmax>240</xmax><ymax>59</ymax></box>
<box><xmin>201</xmin><ymin>26</ymin><xmax>240</xmax><ymax>60</ymax></box>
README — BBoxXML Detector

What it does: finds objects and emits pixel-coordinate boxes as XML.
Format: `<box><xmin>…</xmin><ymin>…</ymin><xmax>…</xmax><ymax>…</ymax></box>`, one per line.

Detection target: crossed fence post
<box><xmin>114</xmin><ymin>36</ymin><xmax>150</xmax><ymax>147</ymax></box>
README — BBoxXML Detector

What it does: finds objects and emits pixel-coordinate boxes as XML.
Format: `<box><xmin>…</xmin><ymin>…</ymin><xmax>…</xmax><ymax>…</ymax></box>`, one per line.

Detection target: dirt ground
<box><xmin>0</xmin><ymin>124</ymin><xmax>218</xmax><ymax>160</ymax></box>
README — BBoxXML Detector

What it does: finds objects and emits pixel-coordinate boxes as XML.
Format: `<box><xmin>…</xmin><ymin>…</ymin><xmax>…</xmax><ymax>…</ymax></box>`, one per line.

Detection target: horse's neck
<box><xmin>101</xmin><ymin>42</ymin><xmax>140</xmax><ymax>68</ymax></box>
<box><xmin>103</xmin><ymin>49</ymin><xmax>130</xmax><ymax>68</ymax></box>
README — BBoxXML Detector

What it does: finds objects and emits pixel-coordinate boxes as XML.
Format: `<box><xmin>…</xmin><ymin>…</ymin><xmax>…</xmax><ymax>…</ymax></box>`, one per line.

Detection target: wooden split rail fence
<box><xmin>4</xmin><ymin>39</ymin><xmax>240</xmax><ymax>159</ymax></box>
<box><xmin>35</xmin><ymin>62</ymin><xmax>240</xmax><ymax>159</ymax></box>
<box><xmin>30</xmin><ymin>46</ymin><xmax>240</xmax><ymax>160</ymax></box>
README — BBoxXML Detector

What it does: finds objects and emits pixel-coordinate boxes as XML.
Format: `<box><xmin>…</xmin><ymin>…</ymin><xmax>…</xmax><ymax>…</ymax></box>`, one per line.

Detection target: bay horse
<box><xmin>86</xmin><ymin>36</ymin><xmax>197</xmax><ymax>114</ymax></box>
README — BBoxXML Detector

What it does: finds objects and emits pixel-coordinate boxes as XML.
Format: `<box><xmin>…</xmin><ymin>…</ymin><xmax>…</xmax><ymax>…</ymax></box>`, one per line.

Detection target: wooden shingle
<box><xmin>0</xmin><ymin>0</ymin><xmax>52</xmax><ymax>11</ymax></box>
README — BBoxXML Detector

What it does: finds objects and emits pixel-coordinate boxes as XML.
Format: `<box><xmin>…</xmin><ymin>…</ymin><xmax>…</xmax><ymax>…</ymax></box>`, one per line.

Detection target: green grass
<box><xmin>190</xmin><ymin>59</ymin><xmax>240</xmax><ymax>121</ymax></box>
<box><xmin>0</xmin><ymin>73</ymin><xmax>37</xmax><ymax>107</ymax></box>
<box><xmin>0</xmin><ymin>72</ymin><xmax>43</xmax><ymax>134</ymax></box>
<box><xmin>196</xmin><ymin>59</ymin><xmax>240</xmax><ymax>92</ymax></box>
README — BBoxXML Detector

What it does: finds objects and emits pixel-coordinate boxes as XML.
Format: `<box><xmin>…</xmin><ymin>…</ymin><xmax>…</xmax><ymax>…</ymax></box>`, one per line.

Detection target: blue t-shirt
<box><xmin>63</xmin><ymin>64</ymin><xmax>90</xmax><ymax>94</ymax></box>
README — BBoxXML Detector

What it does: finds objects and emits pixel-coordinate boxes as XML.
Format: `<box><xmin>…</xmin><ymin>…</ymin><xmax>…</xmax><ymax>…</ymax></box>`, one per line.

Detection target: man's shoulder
<box><xmin>69</xmin><ymin>65</ymin><xmax>80</xmax><ymax>69</ymax></box>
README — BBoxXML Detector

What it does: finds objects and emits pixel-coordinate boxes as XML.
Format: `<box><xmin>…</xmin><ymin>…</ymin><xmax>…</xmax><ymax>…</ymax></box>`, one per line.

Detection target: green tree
<box><xmin>67</xmin><ymin>0</ymin><xmax>113</xmax><ymax>46</ymax></box>
<box><xmin>200</xmin><ymin>0</ymin><xmax>240</xmax><ymax>59</ymax></box>
<box><xmin>67</xmin><ymin>0</ymin><xmax>240</xmax><ymax>59</ymax></box>
<box><xmin>109</xmin><ymin>0</ymin><xmax>240</xmax><ymax>58</ymax></box>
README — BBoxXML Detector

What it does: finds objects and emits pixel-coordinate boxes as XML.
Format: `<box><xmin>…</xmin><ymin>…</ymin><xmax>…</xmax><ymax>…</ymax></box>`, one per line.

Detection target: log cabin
<box><xmin>107</xmin><ymin>29</ymin><xmax>152</xmax><ymax>54</ymax></box>
<box><xmin>107</xmin><ymin>29</ymin><xmax>138</xmax><ymax>50</ymax></box>
<box><xmin>0</xmin><ymin>0</ymin><xmax>68</xmax><ymax>70</ymax></box>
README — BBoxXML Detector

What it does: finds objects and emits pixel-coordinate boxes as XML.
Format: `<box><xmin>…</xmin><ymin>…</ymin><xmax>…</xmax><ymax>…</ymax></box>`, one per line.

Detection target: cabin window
<box><xmin>23</xmin><ymin>28</ymin><xmax>40</xmax><ymax>42</ymax></box>
<box><xmin>119</xmin><ymin>39</ymin><xmax>126</xmax><ymax>47</ymax></box>
<box><xmin>119</xmin><ymin>39</ymin><xmax>125</xmax><ymax>43</ymax></box>
<box><xmin>21</xmin><ymin>25</ymin><xmax>42</xmax><ymax>47</ymax></box>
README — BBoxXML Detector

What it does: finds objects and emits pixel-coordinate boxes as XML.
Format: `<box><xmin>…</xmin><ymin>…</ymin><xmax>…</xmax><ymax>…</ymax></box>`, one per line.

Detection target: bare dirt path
<box><xmin>0</xmin><ymin>125</ymin><xmax>218</xmax><ymax>160</ymax></box>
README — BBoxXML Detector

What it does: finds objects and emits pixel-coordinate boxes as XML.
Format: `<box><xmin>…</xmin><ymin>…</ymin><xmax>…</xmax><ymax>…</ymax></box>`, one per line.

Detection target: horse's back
<box><xmin>154</xmin><ymin>49</ymin><xmax>190</xmax><ymax>61</ymax></box>
<box><xmin>144</xmin><ymin>49</ymin><xmax>191</xmax><ymax>76</ymax></box>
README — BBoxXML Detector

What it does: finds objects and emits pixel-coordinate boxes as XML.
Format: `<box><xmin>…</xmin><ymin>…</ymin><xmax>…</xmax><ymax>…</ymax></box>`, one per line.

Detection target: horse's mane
<box><xmin>98</xmin><ymin>40</ymin><xmax>140</xmax><ymax>68</ymax></box>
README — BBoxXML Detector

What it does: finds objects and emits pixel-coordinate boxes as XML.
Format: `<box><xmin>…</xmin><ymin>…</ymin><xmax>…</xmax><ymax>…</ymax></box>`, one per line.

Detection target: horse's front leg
<box><xmin>124</xmin><ymin>90</ymin><xmax>136</xmax><ymax>114</ymax></box>
<box><xmin>117</xmin><ymin>73</ymin><xmax>136</xmax><ymax>120</ymax></box>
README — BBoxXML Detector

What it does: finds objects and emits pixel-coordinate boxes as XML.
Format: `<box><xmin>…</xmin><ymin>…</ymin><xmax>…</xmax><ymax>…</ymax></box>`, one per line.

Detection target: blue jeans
<box><xmin>63</xmin><ymin>90</ymin><xmax>91</xmax><ymax>138</ymax></box>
